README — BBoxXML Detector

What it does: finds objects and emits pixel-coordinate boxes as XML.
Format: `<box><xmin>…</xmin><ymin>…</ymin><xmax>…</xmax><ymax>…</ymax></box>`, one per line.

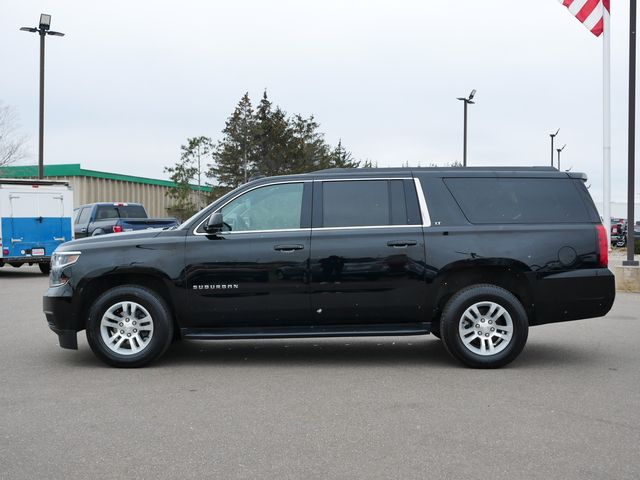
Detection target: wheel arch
<box><xmin>77</xmin><ymin>271</ymin><xmax>181</xmax><ymax>335</ymax></box>
<box><xmin>431</xmin><ymin>260</ymin><xmax>534</xmax><ymax>326</ymax></box>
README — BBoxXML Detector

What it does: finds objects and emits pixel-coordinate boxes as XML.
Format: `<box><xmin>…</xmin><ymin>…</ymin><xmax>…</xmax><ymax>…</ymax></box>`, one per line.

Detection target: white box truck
<box><xmin>0</xmin><ymin>179</ymin><xmax>74</xmax><ymax>274</ymax></box>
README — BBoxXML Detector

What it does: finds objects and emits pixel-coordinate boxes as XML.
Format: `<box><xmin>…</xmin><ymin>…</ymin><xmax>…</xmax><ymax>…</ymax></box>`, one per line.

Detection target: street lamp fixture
<box><xmin>549</xmin><ymin>128</ymin><xmax>560</xmax><ymax>167</ymax></box>
<box><xmin>556</xmin><ymin>144</ymin><xmax>566</xmax><ymax>171</ymax></box>
<box><xmin>19</xmin><ymin>14</ymin><xmax>65</xmax><ymax>179</ymax></box>
<box><xmin>39</xmin><ymin>14</ymin><xmax>51</xmax><ymax>30</ymax></box>
<box><xmin>457</xmin><ymin>89</ymin><xmax>476</xmax><ymax>167</ymax></box>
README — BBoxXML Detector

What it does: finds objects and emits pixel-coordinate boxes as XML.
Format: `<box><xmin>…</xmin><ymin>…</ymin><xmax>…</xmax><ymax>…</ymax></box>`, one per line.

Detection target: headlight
<box><xmin>50</xmin><ymin>251</ymin><xmax>81</xmax><ymax>287</ymax></box>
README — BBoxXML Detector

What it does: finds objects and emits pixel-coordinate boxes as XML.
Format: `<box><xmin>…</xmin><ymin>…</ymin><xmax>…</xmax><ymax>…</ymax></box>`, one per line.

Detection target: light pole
<box><xmin>549</xmin><ymin>128</ymin><xmax>560</xmax><ymax>167</ymax></box>
<box><xmin>556</xmin><ymin>144</ymin><xmax>566</xmax><ymax>171</ymax></box>
<box><xmin>20</xmin><ymin>14</ymin><xmax>65</xmax><ymax>179</ymax></box>
<box><xmin>456</xmin><ymin>89</ymin><xmax>476</xmax><ymax>167</ymax></box>
<box><xmin>624</xmin><ymin>0</ymin><xmax>639</xmax><ymax>266</ymax></box>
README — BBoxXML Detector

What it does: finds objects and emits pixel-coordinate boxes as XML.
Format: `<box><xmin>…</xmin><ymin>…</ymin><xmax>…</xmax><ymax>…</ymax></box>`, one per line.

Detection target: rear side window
<box><xmin>322</xmin><ymin>181</ymin><xmax>389</xmax><ymax>227</ymax></box>
<box><xmin>444</xmin><ymin>177</ymin><xmax>592</xmax><ymax>224</ymax></box>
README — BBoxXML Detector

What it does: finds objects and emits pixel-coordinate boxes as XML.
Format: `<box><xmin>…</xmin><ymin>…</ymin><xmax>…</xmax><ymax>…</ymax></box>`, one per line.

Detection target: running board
<box><xmin>181</xmin><ymin>323</ymin><xmax>432</xmax><ymax>340</ymax></box>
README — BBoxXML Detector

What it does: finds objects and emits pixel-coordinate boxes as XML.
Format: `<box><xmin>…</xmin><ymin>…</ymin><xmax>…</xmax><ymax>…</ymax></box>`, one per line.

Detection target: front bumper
<box><xmin>43</xmin><ymin>286</ymin><xmax>81</xmax><ymax>350</ymax></box>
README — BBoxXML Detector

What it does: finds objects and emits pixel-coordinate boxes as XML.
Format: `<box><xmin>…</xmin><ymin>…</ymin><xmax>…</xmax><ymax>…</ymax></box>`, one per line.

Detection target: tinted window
<box><xmin>323</xmin><ymin>180</ymin><xmax>389</xmax><ymax>227</ymax></box>
<box><xmin>389</xmin><ymin>180</ymin><xmax>408</xmax><ymax>225</ymax></box>
<box><xmin>95</xmin><ymin>205</ymin><xmax>147</xmax><ymax>220</ymax></box>
<box><xmin>220</xmin><ymin>183</ymin><xmax>303</xmax><ymax>232</ymax></box>
<box><xmin>77</xmin><ymin>207</ymin><xmax>91</xmax><ymax>225</ymax></box>
<box><xmin>444</xmin><ymin>177</ymin><xmax>591</xmax><ymax>224</ymax></box>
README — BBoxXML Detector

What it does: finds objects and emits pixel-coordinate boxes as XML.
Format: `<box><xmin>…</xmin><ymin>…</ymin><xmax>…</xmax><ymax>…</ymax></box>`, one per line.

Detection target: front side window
<box><xmin>219</xmin><ymin>183</ymin><xmax>304</xmax><ymax>232</ymax></box>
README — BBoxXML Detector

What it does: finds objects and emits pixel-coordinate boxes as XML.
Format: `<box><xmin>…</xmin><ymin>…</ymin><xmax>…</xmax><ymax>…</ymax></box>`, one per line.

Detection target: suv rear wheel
<box><xmin>440</xmin><ymin>284</ymin><xmax>528</xmax><ymax>368</ymax></box>
<box><xmin>86</xmin><ymin>285</ymin><xmax>173</xmax><ymax>367</ymax></box>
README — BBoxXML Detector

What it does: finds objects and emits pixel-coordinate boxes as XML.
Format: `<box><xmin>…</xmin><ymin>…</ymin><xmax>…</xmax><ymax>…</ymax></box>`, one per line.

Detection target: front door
<box><xmin>184</xmin><ymin>181</ymin><xmax>312</xmax><ymax>328</ymax></box>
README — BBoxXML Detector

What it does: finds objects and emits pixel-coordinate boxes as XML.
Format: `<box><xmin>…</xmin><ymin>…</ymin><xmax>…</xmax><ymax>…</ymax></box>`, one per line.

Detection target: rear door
<box><xmin>309</xmin><ymin>177</ymin><xmax>427</xmax><ymax>325</ymax></box>
<box><xmin>7</xmin><ymin>190</ymin><xmax>66</xmax><ymax>258</ymax></box>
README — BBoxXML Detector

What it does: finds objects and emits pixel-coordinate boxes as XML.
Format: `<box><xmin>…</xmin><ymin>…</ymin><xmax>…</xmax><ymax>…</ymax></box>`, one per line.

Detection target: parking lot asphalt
<box><xmin>1</xmin><ymin>265</ymin><xmax>639</xmax><ymax>480</ymax></box>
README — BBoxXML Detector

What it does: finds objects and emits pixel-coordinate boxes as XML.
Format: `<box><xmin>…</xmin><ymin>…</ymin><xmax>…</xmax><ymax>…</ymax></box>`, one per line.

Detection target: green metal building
<box><xmin>0</xmin><ymin>164</ymin><xmax>211</xmax><ymax>217</ymax></box>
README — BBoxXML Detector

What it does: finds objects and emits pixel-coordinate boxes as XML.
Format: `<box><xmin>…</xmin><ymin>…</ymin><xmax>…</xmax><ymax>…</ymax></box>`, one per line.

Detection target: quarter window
<box><xmin>219</xmin><ymin>183</ymin><xmax>304</xmax><ymax>232</ymax></box>
<box><xmin>444</xmin><ymin>177</ymin><xmax>591</xmax><ymax>224</ymax></box>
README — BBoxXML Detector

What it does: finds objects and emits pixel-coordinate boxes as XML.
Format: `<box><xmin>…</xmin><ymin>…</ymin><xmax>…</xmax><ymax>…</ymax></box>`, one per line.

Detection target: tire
<box><xmin>430</xmin><ymin>321</ymin><xmax>441</xmax><ymax>339</ymax></box>
<box><xmin>39</xmin><ymin>262</ymin><xmax>51</xmax><ymax>275</ymax></box>
<box><xmin>440</xmin><ymin>284</ymin><xmax>528</xmax><ymax>368</ymax></box>
<box><xmin>85</xmin><ymin>285</ymin><xmax>174</xmax><ymax>368</ymax></box>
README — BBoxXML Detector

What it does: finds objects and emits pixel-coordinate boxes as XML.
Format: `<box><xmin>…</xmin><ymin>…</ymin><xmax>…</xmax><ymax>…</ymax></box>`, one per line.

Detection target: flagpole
<box><xmin>603</xmin><ymin>7</ymin><xmax>612</xmax><ymax>248</ymax></box>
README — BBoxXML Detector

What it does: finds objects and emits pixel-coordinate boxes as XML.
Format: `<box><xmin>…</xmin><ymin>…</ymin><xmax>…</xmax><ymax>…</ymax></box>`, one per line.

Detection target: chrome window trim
<box><xmin>319</xmin><ymin>177</ymin><xmax>412</xmax><ymax>182</ymax></box>
<box><xmin>313</xmin><ymin>225</ymin><xmax>423</xmax><ymax>231</ymax></box>
<box><xmin>413</xmin><ymin>178</ymin><xmax>432</xmax><ymax>227</ymax></box>
<box><xmin>192</xmin><ymin>176</ymin><xmax>432</xmax><ymax>235</ymax></box>
<box><xmin>193</xmin><ymin>180</ymin><xmax>310</xmax><ymax>236</ymax></box>
<box><xmin>318</xmin><ymin>177</ymin><xmax>429</xmax><ymax>229</ymax></box>
<box><xmin>206</xmin><ymin>228</ymin><xmax>312</xmax><ymax>236</ymax></box>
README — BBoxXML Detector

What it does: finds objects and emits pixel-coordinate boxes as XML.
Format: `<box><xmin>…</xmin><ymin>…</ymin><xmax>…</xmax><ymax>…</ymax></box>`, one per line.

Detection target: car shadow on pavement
<box><xmin>57</xmin><ymin>337</ymin><xmax>599</xmax><ymax>369</ymax></box>
<box><xmin>157</xmin><ymin>337</ymin><xmax>454</xmax><ymax>368</ymax></box>
<box><xmin>0</xmin><ymin>268</ymin><xmax>45</xmax><ymax>277</ymax></box>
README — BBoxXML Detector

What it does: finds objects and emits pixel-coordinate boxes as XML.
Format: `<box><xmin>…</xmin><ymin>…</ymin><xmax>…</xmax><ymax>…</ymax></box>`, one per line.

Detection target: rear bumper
<box><xmin>532</xmin><ymin>268</ymin><xmax>615</xmax><ymax>326</ymax></box>
<box><xmin>43</xmin><ymin>287</ymin><xmax>81</xmax><ymax>349</ymax></box>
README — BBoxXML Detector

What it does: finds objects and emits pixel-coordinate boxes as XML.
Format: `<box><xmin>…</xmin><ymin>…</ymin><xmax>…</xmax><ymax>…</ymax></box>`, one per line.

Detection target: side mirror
<box><xmin>204</xmin><ymin>212</ymin><xmax>224</xmax><ymax>233</ymax></box>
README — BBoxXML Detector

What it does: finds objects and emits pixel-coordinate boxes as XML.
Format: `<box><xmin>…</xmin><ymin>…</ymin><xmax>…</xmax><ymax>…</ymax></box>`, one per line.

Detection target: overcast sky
<box><xmin>1</xmin><ymin>0</ymin><xmax>638</xmax><ymax>203</ymax></box>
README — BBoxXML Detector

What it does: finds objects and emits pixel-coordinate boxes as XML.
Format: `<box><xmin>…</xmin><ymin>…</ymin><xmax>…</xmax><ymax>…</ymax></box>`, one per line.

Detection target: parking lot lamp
<box><xmin>456</xmin><ymin>89</ymin><xmax>476</xmax><ymax>167</ymax></box>
<box><xmin>556</xmin><ymin>144</ymin><xmax>566</xmax><ymax>171</ymax></box>
<box><xmin>549</xmin><ymin>129</ymin><xmax>560</xmax><ymax>167</ymax></box>
<box><xmin>20</xmin><ymin>14</ymin><xmax>65</xmax><ymax>179</ymax></box>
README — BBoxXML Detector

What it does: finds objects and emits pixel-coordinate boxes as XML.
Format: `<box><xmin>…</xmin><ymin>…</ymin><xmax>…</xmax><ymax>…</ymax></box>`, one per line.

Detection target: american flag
<box><xmin>557</xmin><ymin>0</ymin><xmax>610</xmax><ymax>37</ymax></box>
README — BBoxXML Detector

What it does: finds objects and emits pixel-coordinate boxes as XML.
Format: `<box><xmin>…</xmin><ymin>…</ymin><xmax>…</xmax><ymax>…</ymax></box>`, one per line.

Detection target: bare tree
<box><xmin>0</xmin><ymin>102</ymin><xmax>29</xmax><ymax>168</ymax></box>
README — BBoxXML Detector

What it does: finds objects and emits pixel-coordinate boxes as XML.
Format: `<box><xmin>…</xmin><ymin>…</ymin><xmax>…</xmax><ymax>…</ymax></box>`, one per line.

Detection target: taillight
<box><xmin>596</xmin><ymin>224</ymin><xmax>608</xmax><ymax>267</ymax></box>
<box><xmin>112</xmin><ymin>225</ymin><xmax>123</xmax><ymax>233</ymax></box>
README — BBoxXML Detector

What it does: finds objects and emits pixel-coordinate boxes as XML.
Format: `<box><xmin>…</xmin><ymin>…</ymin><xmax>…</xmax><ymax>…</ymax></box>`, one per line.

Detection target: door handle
<box><xmin>274</xmin><ymin>244</ymin><xmax>304</xmax><ymax>252</ymax></box>
<box><xmin>386</xmin><ymin>240</ymin><xmax>417</xmax><ymax>248</ymax></box>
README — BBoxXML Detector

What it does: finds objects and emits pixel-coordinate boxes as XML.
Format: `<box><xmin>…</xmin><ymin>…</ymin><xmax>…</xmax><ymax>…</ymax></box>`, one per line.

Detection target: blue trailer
<box><xmin>0</xmin><ymin>179</ymin><xmax>74</xmax><ymax>274</ymax></box>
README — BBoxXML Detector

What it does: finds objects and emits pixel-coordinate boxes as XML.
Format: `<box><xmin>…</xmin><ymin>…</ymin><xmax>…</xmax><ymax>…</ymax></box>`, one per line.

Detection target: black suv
<box><xmin>43</xmin><ymin>167</ymin><xmax>615</xmax><ymax>368</ymax></box>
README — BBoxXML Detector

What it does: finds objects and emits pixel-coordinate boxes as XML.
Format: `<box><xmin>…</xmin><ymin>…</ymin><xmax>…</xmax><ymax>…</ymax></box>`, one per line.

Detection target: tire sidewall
<box><xmin>441</xmin><ymin>285</ymin><xmax>529</xmax><ymax>368</ymax></box>
<box><xmin>86</xmin><ymin>286</ymin><xmax>173</xmax><ymax>367</ymax></box>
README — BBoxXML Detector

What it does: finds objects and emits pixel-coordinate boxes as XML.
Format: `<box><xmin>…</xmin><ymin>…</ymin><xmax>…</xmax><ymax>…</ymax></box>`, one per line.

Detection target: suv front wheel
<box><xmin>440</xmin><ymin>284</ymin><xmax>529</xmax><ymax>368</ymax></box>
<box><xmin>86</xmin><ymin>285</ymin><xmax>174</xmax><ymax>368</ymax></box>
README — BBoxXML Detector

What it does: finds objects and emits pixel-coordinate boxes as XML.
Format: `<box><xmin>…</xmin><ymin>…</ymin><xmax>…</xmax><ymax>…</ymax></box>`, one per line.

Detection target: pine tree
<box><xmin>253</xmin><ymin>91</ymin><xmax>291</xmax><ymax>177</ymax></box>
<box><xmin>210</xmin><ymin>93</ymin><xmax>257</xmax><ymax>188</ymax></box>
<box><xmin>329</xmin><ymin>139</ymin><xmax>359</xmax><ymax>169</ymax></box>
<box><xmin>208</xmin><ymin>91</ymin><xmax>362</xmax><ymax>187</ymax></box>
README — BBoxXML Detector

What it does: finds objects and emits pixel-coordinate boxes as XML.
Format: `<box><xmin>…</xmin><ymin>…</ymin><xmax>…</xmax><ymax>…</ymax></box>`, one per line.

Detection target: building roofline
<box><xmin>0</xmin><ymin>163</ymin><xmax>213</xmax><ymax>191</ymax></box>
